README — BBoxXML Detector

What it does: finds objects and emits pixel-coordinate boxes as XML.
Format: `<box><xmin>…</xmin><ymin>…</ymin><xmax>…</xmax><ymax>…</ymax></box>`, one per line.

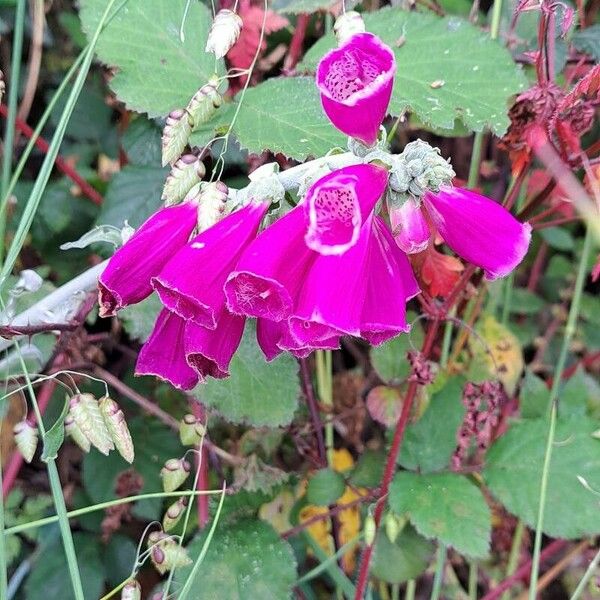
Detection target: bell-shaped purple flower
<box><xmin>225</xmin><ymin>208</ymin><xmax>316</xmax><ymax>322</ymax></box>
<box><xmin>390</xmin><ymin>198</ymin><xmax>431</xmax><ymax>254</ymax></box>
<box><xmin>361</xmin><ymin>217</ymin><xmax>420</xmax><ymax>345</ymax></box>
<box><xmin>304</xmin><ymin>163</ymin><xmax>389</xmax><ymax>255</ymax></box>
<box><xmin>135</xmin><ymin>309</ymin><xmax>199</xmax><ymax>391</ymax></box>
<box><xmin>316</xmin><ymin>32</ymin><xmax>396</xmax><ymax>146</ymax></box>
<box><xmin>423</xmin><ymin>186</ymin><xmax>532</xmax><ymax>280</ymax></box>
<box><xmin>98</xmin><ymin>202</ymin><xmax>198</xmax><ymax>317</ymax></box>
<box><xmin>185</xmin><ymin>308</ymin><xmax>245</xmax><ymax>380</ymax></box>
<box><xmin>153</xmin><ymin>202</ymin><xmax>268</xmax><ymax>328</ymax></box>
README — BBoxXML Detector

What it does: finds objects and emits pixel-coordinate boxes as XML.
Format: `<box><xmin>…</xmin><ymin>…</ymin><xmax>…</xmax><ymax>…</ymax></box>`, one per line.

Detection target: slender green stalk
<box><xmin>467</xmin><ymin>133</ymin><xmax>484</xmax><ymax>189</ymax></box>
<box><xmin>0</xmin><ymin>0</ymin><xmax>120</xmax><ymax>290</ymax></box>
<box><xmin>570</xmin><ymin>545</ymin><xmax>600</xmax><ymax>600</ymax></box>
<box><xmin>0</xmin><ymin>426</ymin><xmax>7</xmax><ymax>599</ymax></box>
<box><xmin>391</xmin><ymin>583</ymin><xmax>400</xmax><ymax>600</ymax></box>
<box><xmin>468</xmin><ymin>561</ymin><xmax>477</xmax><ymax>600</ymax></box>
<box><xmin>0</xmin><ymin>0</ymin><xmax>27</xmax><ymax>264</ymax></box>
<box><xmin>501</xmin><ymin>520</ymin><xmax>524</xmax><ymax>600</ymax></box>
<box><xmin>98</xmin><ymin>577</ymin><xmax>132</xmax><ymax>600</ymax></box>
<box><xmin>489</xmin><ymin>0</ymin><xmax>503</xmax><ymax>39</ymax></box>
<box><xmin>430</xmin><ymin>544</ymin><xmax>446</xmax><ymax>600</ymax></box>
<box><xmin>440</xmin><ymin>307</ymin><xmax>456</xmax><ymax>368</ymax></box>
<box><xmin>529</xmin><ymin>226</ymin><xmax>594</xmax><ymax>599</ymax></box>
<box><xmin>405</xmin><ymin>580</ymin><xmax>416</xmax><ymax>600</ymax></box>
<box><xmin>177</xmin><ymin>483</ymin><xmax>227</xmax><ymax>600</ymax></box>
<box><xmin>316</xmin><ymin>350</ymin><xmax>334</xmax><ymax>466</ymax></box>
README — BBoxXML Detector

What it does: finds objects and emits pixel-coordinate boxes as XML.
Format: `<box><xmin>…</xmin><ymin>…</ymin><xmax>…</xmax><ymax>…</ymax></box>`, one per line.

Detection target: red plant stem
<box><xmin>480</xmin><ymin>539</ymin><xmax>568</xmax><ymax>600</ymax></box>
<box><xmin>283</xmin><ymin>14</ymin><xmax>310</xmax><ymax>71</ymax></box>
<box><xmin>2</xmin><ymin>378</ymin><xmax>56</xmax><ymax>498</ymax></box>
<box><xmin>191</xmin><ymin>401</ymin><xmax>209</xmax><ymax>528</ymax></box>
<box><xmin>0</xmin><ymin>103</ymin><xmax>103</xmax><ymax>205</ymax></box>
<box><xmin>532</xmin><ymin>216</ymin><xmax>582</xmax><ymax>230</ymax></box>
<box><xmin>526</xmin><ymin>242</ymin><xmax>548</xmax><ymax>292</ymax></box>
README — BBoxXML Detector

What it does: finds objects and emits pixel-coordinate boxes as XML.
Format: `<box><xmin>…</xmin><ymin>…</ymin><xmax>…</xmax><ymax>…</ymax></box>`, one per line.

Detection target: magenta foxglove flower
<box><xmin>423</xmin><ymin>186</ymin><xmax>532</xmax><ymax>280</ymax></box>
<box><xmin>153</xmin><ymin>202</ymin><xmax>268</xmax><ymax>328</ymax></box>
<box><xmin>361</xmin><ymin>217</ymin><xmax>420</xmax><ymax>345</ymax></box>
<box><xmin>316</xmin><ymin>32</ymin><xmax>396</xmax><ymax>146</ymax></box>
<box><xmin>185</xmin><ymin>308</ymin><xmax>245</xmax><ymax>380</ymax></box>
<box><xmin>304</xmin><ymin>163</ymin><xmax>389</xmax><ymax>255</ymax></box>
<box><xmin>135</xmin><ymin>309</ymin><xmax>198</xmax><ymax>391</ymax></box>
<box><xmin>390</xmin><ymin>198</ymin><xmax>431</xmax><ymax>254</ymax></box>
<box><xmin>98</xmin><ymin>202</ymin><xmax>198</xmax><ymax>317</ymax></box>
<box><xmin>225</xmin><ymin>208</ymin><xmax>316</xmax><ymax>322</ymax></box>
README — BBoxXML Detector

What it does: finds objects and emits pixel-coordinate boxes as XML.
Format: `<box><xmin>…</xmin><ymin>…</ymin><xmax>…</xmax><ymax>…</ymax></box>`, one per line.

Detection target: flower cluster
<box><xmin>97</xmin><ymin>27</ymin><xmax>531</xmax><ymax>391</ymax></box>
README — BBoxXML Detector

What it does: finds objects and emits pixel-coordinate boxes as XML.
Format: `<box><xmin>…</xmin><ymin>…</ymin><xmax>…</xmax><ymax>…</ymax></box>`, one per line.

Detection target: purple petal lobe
<box><xmin>153</xmin><ymin>202</ymin><xmax>268</xmax><ymax>328</ymax></box>
<box><xmin>98</xmin><ymin>202</ymin><xmax>198</xmax><ymax>317</ymax></box>
<box><xmin>316</xmin><ymin>33</ymin><xmax>396</xmax><ymax>145</ymax></box>
<box><xmin>185</xmin><ymin>308</ymin><xmax>245</xmax><ymax>380</ymax></box>
<box><xmin>389</xmin><ymin>199</ymin><xmax>431</xmax><ymax>254</ymax></box>
<box><xmin>304</xmin><ymin>164</ymin><xmax>389</xmax><ymax>255</ymax></box>
<box><xmin>135</xmin><ymin>309</ymin><xmax>199</xmax><ymax>391</ymax></box>
<box><xmin>424</xmin><ymin>186</ymin><xmax>532</xmax><ymax>280</ymax></box>
<box><xmin>225</xmin><ymin>208</ymin><xmax>316</xmax><ymax>321</ymax></box>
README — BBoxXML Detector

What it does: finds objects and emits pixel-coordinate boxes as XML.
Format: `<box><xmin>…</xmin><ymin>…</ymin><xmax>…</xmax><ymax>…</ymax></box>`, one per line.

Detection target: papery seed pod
<box><xmin>69</xmin><ymin>393</ymin><xmax>114</xmax><ymax>455</ymax></box>
<box><xmin>364</xmin><ymin>514</ymin><xmax>376</xmax><ymax>546</ymax></box>
<box><xmin>205</xmin><ymin>9</ymin><xmax>243</xmax><ymax>59</ymax></box>
<box><xmin>162</xmin><ymin>154</ymin><xmax>206</xmax><ymax>206</ymax></box>
<box><xmin>333</xmin><ymin>11</ymin><xmax>365</xmax><ymax>45</ymax></box>
<box><xmin>65</xmin><ymin>414</ymin><xmax>91</xmax><ymax>453</ymax></box>
<box><xmin>160</xmin><ymin>543</ymin><xmax>193</xmax><ymax>573</ymax></box>
<box><xmin>197</xmin><ymin>181</ymin><xmax>229</xmax><ymax>232</ymax></box>
<box><xmin>162</xmin><ymin>497</ymin><xmax>189</xmax><ymax>531</ymax></box>
<box><xmin>162</xmin><ymin>109</ymin><xmax>192</xmax><ymax>167</ymax></box>
<box><xmin>147</xmin><ymin>531</ymin><xmax>192</xmax><ymax>574</ymax></box>
<box><xmin>150</xmin><ymin>545</ymin><xmax>168</xmax><ymax>574</ymax></box>
<box><xmin>121</xmin><ymin>580</ymin><xmax>141</xmax><ymax>600</ymax></box>
<box><xmin>99</xmin><ymin>396</ymin><xmax>135</xmax><ymax>464</ymax></box>
<box><xmin>384</xmin><ymin>513</ymin><xmax>406</xmax><ymax>544</ymax></box>
<box><xmin>160</xmin><ymin>458</ymin><xmax>191</xmax><ymax>492</ymax></box>
<box><xmin>13</xmin><ymin>421</ymin><xmax>38</xmax><ymax>463</ymax></box>
<box><xmin>179</xmin><ymin>414</ymin><xmax>206</xmax><ymax>446</ymax></box>
<box><xmin>185</xmin><ymin>78</ymin><xmax>223</xmax><ymax>131</ymax></box>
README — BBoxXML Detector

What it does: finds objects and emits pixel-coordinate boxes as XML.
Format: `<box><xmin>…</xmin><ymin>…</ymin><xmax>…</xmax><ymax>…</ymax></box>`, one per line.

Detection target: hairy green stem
<box><xmin>430</xmin><ymin>544</ymin><xmax>446</xmax><ymax>600</ymax></box>
<box><xmin>529</xmin><ymin>225</ymin><xmax>593</xmax><ymax>599</ymax></box>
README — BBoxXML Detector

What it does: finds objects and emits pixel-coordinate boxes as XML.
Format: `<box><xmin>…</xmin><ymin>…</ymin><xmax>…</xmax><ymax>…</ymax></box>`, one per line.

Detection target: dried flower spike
<box><xmin>121</xmin><ymin>580</ymin><xmax>141</xmax><ymax>600</ymax></box>
<box><xmin>161</xmin><ymin>109</ymin><xmax>192</xmax><ymax>167</ymax></box>
<box><xmin>13</xmin><ymin>421</ymin><xmax>38</xmax><ymax>463</ymax></box>
<box><xmin>179</xmin><ymin>414</ymin><xmax>206</xmax><ymax>446</ymax></box>
<box><xmin>162</xmin><ymin>154</ymin><xmax>206</xmax><ymax>206</ymax></box>
<box><xmin>205</xmin><ymin>9</ymin><xmax>243</xmax><ymax>59</ymax></box>
<box><xmin>99</xmin><ymin>396</ymin><xmax>135</xmax><ymax>464</ymax></box>
<box><xmin>185</xmin><ymin>78</ymin><xmax>223</xmax><ymax>131</ymax></box>
<box><xmin>65</xmin><ymin>414</ymin><xmax>92</xmax><ymax>453</ymax></box>
<box><xmin>69</xmin><ymin>393</ymin><xmax>114</xmax><ymax>455</ymax></box>
<box><xmin>197</xmin><ymin>181</ymin><xmax>229</xmax><ymax>232</ymax></box>
<box><xmin>160</xmin><ymin>458</ymin><xmax>191</xmax><ymax>492</ymax></box>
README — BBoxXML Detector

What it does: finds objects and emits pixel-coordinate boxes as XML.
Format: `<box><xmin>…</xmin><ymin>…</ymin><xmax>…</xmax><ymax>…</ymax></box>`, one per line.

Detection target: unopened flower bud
<box><xmin>160</xmin><ymin>458</ymin><xmax>191</xmax><ymax>492</ymax></box>
<box><xmin>197</xmin><ymin>181</ymin><xmax>229</xmax><ymax>232</ymax></box>
<box><xmin>334</xmin><ymin>11</ymin><xmax>365</xmax><ymax>45</ymax></box>
<box><xmin>179</xmin><ymin>414</ymin><xmax>206</xmax><ymax>446</ymax></box>
<box><xmin>162</xmin><ymin>497</ymin><xmax>189</xmax><ymax>531</ymax></box>
<box><xmin>13</xmin><ymin>421</ymin><xmax>38</xmax><ymax>463</ymax></box>
<box><xmin>162</xmin><ymin>109</ymin><xmax>192</xmax><ymax>167</ymax></box>
<box><xmin>384</xmin><ymin>513</ymin><xmax>406</xmax><ymax>544</ymax></box>
<box><xmin>185</xmin><ymin>78</ymin><xmax>223</xmax><ymax>130</ymax></box>
<box><xmin>65</xmin><ymin>414</ymin><xmax>91</xmax><ymax>453</ymax></box>
<box><xmin>162</xmin><ymin>154</ymin><xmax>206</xmax><ymax>206</ymax></box>
<box><xmin>121</xmin><ymin>580</ymin><xmax>141</xmax><ymax>600</ymax></box>
<box><xmin>364</xmin><ymin>514</ymin><xmax>376</xmax><ymax>546</ymax></box>
<box><xmin>69</xmin><ymin>393</ymin><xmax>114</xmax><ymax>455</ymax></box>
<box><xmin>99</xmin><ymin>396</ymin><xmax>134</xmax><ymax>464</ymax></box>
<box><xmin>205</xmin><ymin>9</ymin><xmax>243</xmax><ymax>59</ymax></box>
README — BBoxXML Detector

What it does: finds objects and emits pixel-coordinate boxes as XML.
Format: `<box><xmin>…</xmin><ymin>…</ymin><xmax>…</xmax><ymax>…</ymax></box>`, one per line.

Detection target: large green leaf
<box><xmin>119</xmin><ymin>293</ymin><xmax>162</xmax><ymax>343</ymax></box>
<box><xmin>399</xmin><ymin>377</ymin><xmax>465</xmax><ymax>473</ymax></box>
<box><xmin>176</xmin><ymin>518</ymin><xmax>297</xmax><ymax>599</ymax></box>
<box><xmin>197</xmin><ymin>322</ymin><xmax>300</xmax><ymax>427</ymax></box>
<box><xmin>79</xmin><ymin>0</ymin><xmax>222</xmax><ymax>117</ymax></box>
<box><xmin>301</xmin><ymin>8</ymin><xmax>526</xmax><ymax>135</ymax></box>
<box><xmin>389</xmin><ymin>471</ymin><xmax>491</xmax><ymax>558</ymax></box>
<box><xmin>484</xmin><ymin>416</ymin><xmax>600</xmax><ymax>539</ymax></box>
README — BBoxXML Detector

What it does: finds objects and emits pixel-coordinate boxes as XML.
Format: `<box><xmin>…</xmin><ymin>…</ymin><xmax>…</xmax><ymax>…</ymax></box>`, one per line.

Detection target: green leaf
<box><xmin>389</xmin><ymin>472</ymin><xmax>491</xmax><ymax>558</ymax></box>
<box><xmin>520</xmin><ymin>370</ymin><xmax>548</xmax><ymax>419</ymax></box>
<box><xmin>41</xmin><ymin>397</ymin><xmax>69</xmax><ymax>462</ymax></box>
<box><xmin>350</xmin><ymin>449</ymin><xmax>386</xmax><ymax>488</ymax></box>
<box><xmin>573</xmin><ymin>25</ymin><xmax>600</xmax><ymax>61</ymax></box>
<box><xmin>306</xmin><ymin>468</ymin><xmax>346</xmax><ymax>506</ymax></box>
<box><xmin>497</xmin><ymin>288</ymin><xmax>545</xmax><ymax>315</ymax></box>
<box><xmin>371</xmin><ymin>525</ymin><xmax>435</xmax><ymax>584</ymax></box>
<box><xmin>301</xmin><ymin>9</ymin><xmax>526</xmax><ymax>135</ymax></box>
<box><xmin>539</xmin><ymin>227</ymin><xmax>575</xmax><ymax>251</ymax></box>
<box><xmin>119</xmin><ymin>293</ymin><xmax>163</xmax><ymax>342</ymax></box>
<box><xmin>79</xmin><ymin>0</ymin><xmax>223</xmax><ymax>117</ymax></box>
<box><xmin>96</xmin><ymin>165</ymin><xmax>168</xmax><ymax>228</ymax></box>
<box><xmin>219</xmin><ymin>77</ymin><xmax>346</xmax><ymax>161</ymax></box>
<box><xmin>484</xmin><ymin>416</ymin><xmax>600</xmax><ymax>539</ymax></box>
<box><xmin>273</xmin><ymin>0</ymin><xmax>336</xmax><ymax>14</ymax></box>
<box><xmin>560</xmin><ymin>367</ymin><xmax>589</xmax><ymax>418</ymax></box>
<box><xmin>370</xmin><ymin>317</ymin><xmax>423</xmax><ymax>383</ymax></box>
<box><xmin>198</xmin><ymin>322</ymin><xmax>300</xmax><ymax>427</ymax></box>
<box><xmin>122</xmin><ymin>117</ymin><xmax>163</xmax><ymax>167</ymax></box>
<box><xmin>25</xmin><ymin>533</ymin><xmax>105</xmax><ymax>600</ymax></box>
<box><xmin>399</xmin><ymin>377</ymin><xmax>465</xmax><ymax>473</ymax></box>
<box><xmin>176</xmin><ymin>518</ymin><xmax>297</xmax><ymax>599</ymax></box>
